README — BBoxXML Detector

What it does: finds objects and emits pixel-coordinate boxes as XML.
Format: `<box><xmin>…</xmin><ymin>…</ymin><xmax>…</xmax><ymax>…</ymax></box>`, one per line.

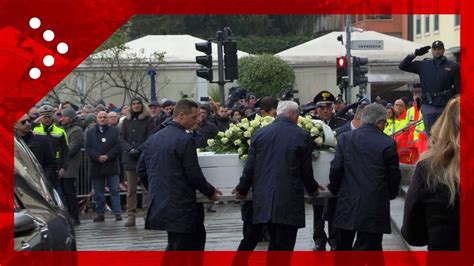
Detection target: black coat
<box><xmin>335</xmin><ymin>120</ymin><xmax>352</xmax><ymax>136</ymax></box>
<box><xmin>85</xmin><ymin>125</ymin><xmax>121</xmax><ymax>178</ymax></box>
<box><xmin>21</xmin><ymin>132</ymin><xmax>56</xmax><ymax>181</ymax></box>
<box><xmin>119</xmin><ymin>106</ymin><xmax>157</xmax><ymax>170</ymax></box>
<box><xmin>399</xmin><ymin>55</ymin><xmax>460</xmax><ymax>106</ymax></box>
<box><xmin>401</xmin><ymin>160</ymin><xmax>459</xmax><ymax>250</ymax></box>
<box><xmin>194</xmin><ymin>120</ymin><xmax>219</xmax><ymax>148</ymax></box>
<box><xmin>328</xmin><ymin>124</ymin><xmax>401</xmax><ymax>234</ymax></box>
<box><xmin>208</xmin><ymin>115</ymin><xmax>232</xmax><ymax>132</ymax></box>
<box><xmin>236</xmin><ymin>116</ymin><xmax>318</xmax><ymax>228</ymax></box>
<box><xmin>137</xmin><ymin>121</ymin><xmax>216</xmax><ymax>233</ymax></box>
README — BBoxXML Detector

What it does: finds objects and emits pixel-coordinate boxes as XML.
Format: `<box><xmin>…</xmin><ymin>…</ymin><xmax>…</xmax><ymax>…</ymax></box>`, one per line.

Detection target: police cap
<box><xmin>313</xmin><ymin>90</ymin><xmax>336</xmax><ymax>107</ymax></box>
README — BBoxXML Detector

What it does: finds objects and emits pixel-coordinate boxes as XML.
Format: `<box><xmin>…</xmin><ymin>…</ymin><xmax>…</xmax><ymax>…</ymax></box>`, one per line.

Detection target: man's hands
<box><xmin>58</xmin><ymin>168</ymin><xmax>66</xmax><ymax>178</ymax></box>
<box><xmin>414</xmin><ymin>45</ymin><xmax>431</xmax><ymax>56</ymax></box>
<box><xmin>128</xmin><ymin>148</ymin><xmax>141</xmax><ymax>158</ymax></box>
<box><xmin>208</xmin><ymin>188</ymin><xmax>223</xmax><ymax>202</ymax></box>
<box><xmin>98</xmin><ymin>155</ymin><xmax>108</xmax><ymax>163</ymax></box>
<box><xmin>307</xmin><ymin>185</ymin><xmax>326</xmax><ymax>198</ymax></box>
<box><xmin>232</xmin><ymin>188</ymin><xmax>247</xmax><ymax>200</ymax></box>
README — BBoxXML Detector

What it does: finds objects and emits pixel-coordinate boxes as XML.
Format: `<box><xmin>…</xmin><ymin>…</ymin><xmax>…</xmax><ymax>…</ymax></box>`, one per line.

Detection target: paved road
<box><xmin>75</xmin><ymin>203</ymin><xmax>408</xmax><ymax>251</ymax></box>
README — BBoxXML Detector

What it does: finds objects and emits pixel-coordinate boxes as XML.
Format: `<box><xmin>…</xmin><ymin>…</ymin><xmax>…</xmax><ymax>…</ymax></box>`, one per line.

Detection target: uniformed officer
<box><xmin>33</xmin><ymin>104</ymin><xmax>69</xmax><ymax>195</ymax></box>
<box><xmin>311</xmin><ymin>90</ymin><xmax>347</xmax><ymax>251</ymax></box>
<box><xmin>399</xmin><ymin>40</ymin><xmax>460</xmax><ymax>137</ymax></box>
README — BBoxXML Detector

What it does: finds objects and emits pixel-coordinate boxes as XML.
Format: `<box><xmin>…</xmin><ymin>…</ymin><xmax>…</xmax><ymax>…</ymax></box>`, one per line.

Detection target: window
<box><xmin>416</xmin><ymin>15</ymin><xmax>421</xmax><ymax>35</ymax></box>
<box><xmin>434</xmin><ymin>15</ymin><xmax>439</xmax><ymax>31</ymax></box>
<box><xmin>425</xmin><ymin>15</ymin><xmax>430</xmax><ymax>33</ymax></box>
<box><xmin>455</xmin><ymin>15</ymin><xmax>460</xmax><ymax>26</ymax></box>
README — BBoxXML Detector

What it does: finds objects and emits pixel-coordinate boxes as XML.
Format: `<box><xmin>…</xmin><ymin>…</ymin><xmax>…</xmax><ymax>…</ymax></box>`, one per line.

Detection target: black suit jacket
<box><xmin>328</xmin><ymin>124</ymin><xmax>401</xmax><ymax>234</ymax></box>
<box><xmin>137</xmin><ymin>121</ymin><xmax>216</xmax><ymax>233</ymax></box>
<box><xmin>236</xmin><ymin>116</ymin><xmax>318</xmax><ymax>228</ymax></box>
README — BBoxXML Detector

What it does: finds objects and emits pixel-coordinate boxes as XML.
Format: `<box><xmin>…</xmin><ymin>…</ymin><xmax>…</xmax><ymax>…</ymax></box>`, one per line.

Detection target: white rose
<box><xmin>310</xmin><ymin>127</ymin><xmax>319</xmax><ymax>136</ymax></box>
<box><xmin>237</xmin><ymin>147</ymin><xmax>244</xmax><ymax>155</ymax></box>
<box><xmin>207</xmin><ymin>139</ymin><xmax>215</xmax><ymax>147</ymax></box>
<box><xmin>247</xmin><ymin>127</ymin><xmax>254</xmax><ymax>134</ymax></box>
<box><xmin>315</xmin><ymin>136</ymin><xmax>324</xmax><ymax>146</ymax></box>
<box><xmin>261</xmin><ymin>122</ymin><xmax>269</xmax><ymax>127</ymax></box>
<box><xmin>241</xmin><ymin>118</ymin><xmax>249</xmax><ymax>124</ymax></box>
<box><xmin>231</xmin><ymin>126</ymin><xmax>240</xmax><ymax>133</ymax></box>
<box><xmin>221</xmin><ymin>137</ymin><xmax>229</xmax><ymax>144</ymax></box>
<box><xmin>241</xmin><ymin>154</ymin><xmax>248</xmax><ymax>161</ymax></box>
<box><xmin>316</xmin><ymin>123</ymin><xmax>323</xmax><ymax>130</ymax></box>
<box><xmin>218</xmin><ymin>131</ymin><xmax>225</xmax><ymax>137</ymax></box>
<box><xmin>241</xmin><ymin>122</ymin><xmax>249</xmax><ymax>129</ymax></box>
<box><xmin>234</xmin><ymin>139</ymin><xmax>242</xmax><ymax>146</ymax></box>
<box><xmin>243</xmin><ymin>131</ymin><xmax>251</xmax><ymax>138</ymax></box>
<box><xmin>247</xmin><ymin>139</ymin><xmax>251</xmax><ymax>145</ymax></box>
<box><xmin>250</xmin><ymin>120</ymin><xmax>260</xmax><ymax>128</ymax></box>
<box><xmin>225</xmin><ymin>130</ymin><xmax>233</xmax><ymax>138</ymax></box>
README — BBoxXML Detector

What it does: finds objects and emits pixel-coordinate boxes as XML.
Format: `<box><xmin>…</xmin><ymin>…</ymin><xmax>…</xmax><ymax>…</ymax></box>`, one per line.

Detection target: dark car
<box><xmin>13</xmin><ymin>135</ymin><xmax>76</xmax><ymax>253</ymax></box>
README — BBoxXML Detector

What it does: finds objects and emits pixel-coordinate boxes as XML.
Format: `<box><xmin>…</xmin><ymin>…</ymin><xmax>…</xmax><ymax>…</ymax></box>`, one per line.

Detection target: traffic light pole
<box><xmin>345</xmin><ymin>15</ymin><xmax>352</xmax><ymax>103</ymax></box>
<box><xmin>216</xmin><ymin>30</ymin><xmax>226</xmax><ymax>106</ymax></box>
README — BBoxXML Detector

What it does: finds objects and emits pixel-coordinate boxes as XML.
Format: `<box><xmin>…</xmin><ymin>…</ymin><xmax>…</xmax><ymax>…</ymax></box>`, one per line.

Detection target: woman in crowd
<box><xmin>402</xmin><ymin>96</ymin><xmax>460</xmax><ymax>251</ymax></box>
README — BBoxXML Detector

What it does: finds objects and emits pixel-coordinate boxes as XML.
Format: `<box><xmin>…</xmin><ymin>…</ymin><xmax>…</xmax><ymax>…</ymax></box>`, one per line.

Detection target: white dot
<box><xmin>43</xmin><ymin>55</ymin><xmax>55</xmax><ymax>67</ymax></box>
<box><xmin>43</xmin><ymin>30</ymin><xmax>55</xmax><ymax>42</ymax></box>
<box><xmin>29</xmin><ymin>68</ymin><xmax>41</xmax><ymax>79</ymax></box>
<box><xmin>29</xmin><ymin>17</ymin><xmax>41</xmax><ymax>29</ymax></box>
<box><xmin>57</xmin><ymin>42</ymin><xmax>68</xmax><ymax>54</ymax></box>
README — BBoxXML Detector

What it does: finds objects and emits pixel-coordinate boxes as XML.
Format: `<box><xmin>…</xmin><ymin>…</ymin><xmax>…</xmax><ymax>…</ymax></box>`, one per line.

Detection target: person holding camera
<box><xmin>119</xmin><ymin>97</ymin><xmax>157</xmax><ymax>227</ymax></box>
<box><xmin>399</xmin><ymin>40</ymin><xmax>460</xmax><ymax>137</ymax></box>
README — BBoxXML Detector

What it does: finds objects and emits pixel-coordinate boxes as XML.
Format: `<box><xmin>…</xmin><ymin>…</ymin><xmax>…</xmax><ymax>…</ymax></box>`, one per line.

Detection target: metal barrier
<box><xmin>77</xmin><ymin>148</ymin><xmax>92</xmax><ymax>198</ymax></box>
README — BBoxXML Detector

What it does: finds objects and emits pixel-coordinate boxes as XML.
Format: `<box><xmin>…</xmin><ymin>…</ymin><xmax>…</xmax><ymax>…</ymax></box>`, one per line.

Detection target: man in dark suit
<box><xmin>137</xmin><ymin>99</ymin><xmax>221</xmax><ymax>257</ymax></box>
<box><xmin>233</xmin><ymin>101</ymin><xmax>321</xmax><ymax>265</ymax></box>
<box><xmin>328</xmin><ymin>103</ymin><xmax>401</xmax><ymax>252</ymax></box>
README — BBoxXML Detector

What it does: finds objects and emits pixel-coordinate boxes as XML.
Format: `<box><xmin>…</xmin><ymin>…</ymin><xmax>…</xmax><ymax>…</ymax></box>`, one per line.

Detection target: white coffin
<box><xmin>197</xmin><ymin>150</ymin><xmax>334</xmax><ymax>202</ymax></box>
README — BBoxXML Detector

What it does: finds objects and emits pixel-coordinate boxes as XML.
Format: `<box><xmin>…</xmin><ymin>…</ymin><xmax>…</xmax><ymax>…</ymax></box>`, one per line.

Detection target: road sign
<box><xmin>351</xmin><ymin>40</ymin><xmax>384</xmax><ymax>50</ymax></box>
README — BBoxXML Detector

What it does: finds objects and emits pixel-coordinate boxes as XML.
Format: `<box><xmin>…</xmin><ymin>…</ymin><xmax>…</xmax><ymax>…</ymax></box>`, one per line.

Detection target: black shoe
<box><xmin>207</xmin><ymin>205</ymin><xmax>216</xmax><ymax>213</ymax></box>
<box><xmin>93</xmin><ymin>214</ymin><xmax>105</xmax><ymax>223</ymax></box>
<box><xmin>115</xmin><ymin>214</ymin><xmax>123</xmax><ymax>221</ymax></box>
<box><xmin>313</xmin><ymin>238</ymin><xmax>327</xmax><ymax>251</ymax></box>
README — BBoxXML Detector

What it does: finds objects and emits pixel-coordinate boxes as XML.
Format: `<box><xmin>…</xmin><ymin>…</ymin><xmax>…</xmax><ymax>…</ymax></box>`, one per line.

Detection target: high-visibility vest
<box><xmin>33</xmin><ymin>123</ymin><xmax>69</xmax><ymax>159</ymax></box>
<box><xmin>384</xmin><ymin>119</ymin><xmax>396</xmax><ymax>136</ymax></box>
<box><xmin>385</xmin><ymin>111</ymin><xmax>408</xmax><ymax>136</ymax></box>
<box><xmin>406</xmin><ymin>106</ymin><xmax>425</xmax><ymax>141</ymax></box>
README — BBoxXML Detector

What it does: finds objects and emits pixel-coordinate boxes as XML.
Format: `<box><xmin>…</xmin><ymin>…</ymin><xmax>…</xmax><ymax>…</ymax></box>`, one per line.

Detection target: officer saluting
<box><xmin>399</xmin><ymin>40</ymin><xmax>460</xmax><ymax>137</ymax></box>
<box><xmin>313</xmin><ymin>90</ymin><xmax>347</xmax><ymax>130</ymax></box>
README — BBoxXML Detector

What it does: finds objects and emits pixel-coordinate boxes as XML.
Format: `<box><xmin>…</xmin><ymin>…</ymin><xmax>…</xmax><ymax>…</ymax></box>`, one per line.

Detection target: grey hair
<box><xmin>361</xmin><ymin>103</ymin><xmax>387</xmax><ymax>125</ymax></box>
<box><xmin>276</xmin><ymin>101</ymin><xmax>299</xmax><ymax>116</ymax></box>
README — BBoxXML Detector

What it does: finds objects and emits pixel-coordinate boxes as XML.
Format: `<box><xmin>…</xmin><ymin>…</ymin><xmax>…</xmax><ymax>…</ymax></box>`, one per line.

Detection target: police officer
<box><xmin>33</xmin><ymin>104</ymin><xmax>69</xmax><ymax>195</ymax></box>
<box><xmin>311</xmin><ymin>90</ymin><xmax>347</xmax><ymax>251</ymax></box>
<box><xmin>399</xmin><ymin>40</ymin><xmax>460</xmax><ymax>137</ymax></box>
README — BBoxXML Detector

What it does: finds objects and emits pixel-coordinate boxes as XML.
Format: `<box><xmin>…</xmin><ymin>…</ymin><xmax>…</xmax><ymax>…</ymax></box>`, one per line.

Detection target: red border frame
<box><xmin>0</xmin><ymin>0</ymin><xmax>472</xmax><ymax>265</ymax></box>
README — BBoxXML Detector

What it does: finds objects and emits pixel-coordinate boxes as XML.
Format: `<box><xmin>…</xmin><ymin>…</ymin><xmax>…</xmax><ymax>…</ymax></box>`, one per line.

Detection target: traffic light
<box><xmin>223</xmin><ymin>41</ymin><xmax>238</xmax><ymax>80</ymax></box>
<box><xmin>352</xmin><ymin>56</ymin><xmax>368</xmax><ymax>86</ymax></box>
<box><xmin>195</xmin><ymin>41</ymin><xmax>213</xmax><ymax>81</ymax></box>
<box><xmin>336</xmin><ymin>56</ymin><xmax>348</xmax><ymax>85</ymax></box>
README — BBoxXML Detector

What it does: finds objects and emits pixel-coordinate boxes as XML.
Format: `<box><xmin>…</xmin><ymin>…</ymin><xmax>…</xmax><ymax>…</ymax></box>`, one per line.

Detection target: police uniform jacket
<box><xmin>399</xmin><ymin>55</ymin><xmax>460</xmax><ymax>106</ymax></box>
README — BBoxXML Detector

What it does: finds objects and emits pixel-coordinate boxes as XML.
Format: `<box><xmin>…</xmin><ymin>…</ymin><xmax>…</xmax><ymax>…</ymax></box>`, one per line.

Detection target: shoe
<box><xmin>93</xmin><ymin>214</ymin><xmax>105</xmax><ymax>223</ymax></box>
<box><xmin>115</xmin><ymin>214</ymin><xmax>123</xmax><ymax>221</ymax></box>
<box><xmin>328</xmin><ymin>238</ymin><xmax>337</xmax><ymax>251</ymax></box>
<box><xmin>73</xmin><ymin>220</ymin><xmax>81</xmax><ymax>226</ymax></box>
<box><xmin>207</xmin><ymin>205</ymin><xmax>216</xmax><ymax>213</ymax></box>
<box><xmin>124</xmin><ymin>218</ymin><xmax>136</xmax><ymax>227</ymax></box>
<box><xmin>313</xmin><ymin>238</ymin><xmax>327</xmax><ymax>251</ymax></box>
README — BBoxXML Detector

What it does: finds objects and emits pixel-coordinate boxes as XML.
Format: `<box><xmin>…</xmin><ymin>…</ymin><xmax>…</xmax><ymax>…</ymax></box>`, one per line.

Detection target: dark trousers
<box><xmin>421</xmin><ymin>104</ymin><xmax>444</xmax><ymax>137</ymax></box>
<box><xmin>161</xmin><ymin>224</ymin><xmax>206</xmax><ymax>266</ymax></box>
<box><xmin>313</xmin><ymin>199</ymin><xmax>337</xmax><ymax>243</ymax></box>
<box><xmin>237</xmin><ymin>221</ymin><xmax>264</xmax><ymax>251</ymax></box>
<box><xmin>336</xmin><ymin>228</ymin><xmax>383</xmax><ymax>251</ymax></box>
<box><xmin>59</xmin><ymin>178</ymin><xmax>80</xmax><ymax>222</ymax></box>
<box><xmin>266</xmin><ymin>223</ymin><xmax>298</xmax><ymax>266</ymax></box>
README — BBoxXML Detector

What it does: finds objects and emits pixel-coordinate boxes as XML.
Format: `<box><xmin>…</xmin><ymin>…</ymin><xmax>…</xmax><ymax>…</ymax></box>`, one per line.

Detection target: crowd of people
<box><xmin>13</xmin><ymin>39</ymin><xmax>460</xmax><ymax>265</ymax></box>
